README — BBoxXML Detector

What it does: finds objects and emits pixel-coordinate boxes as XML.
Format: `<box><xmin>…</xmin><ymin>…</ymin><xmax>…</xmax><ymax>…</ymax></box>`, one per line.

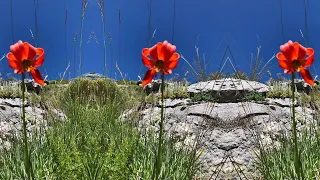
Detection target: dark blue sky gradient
<box><xmin>0</xmin><ymin>0</ymin><xmax>319</xmax><ymax>82</ymax></box>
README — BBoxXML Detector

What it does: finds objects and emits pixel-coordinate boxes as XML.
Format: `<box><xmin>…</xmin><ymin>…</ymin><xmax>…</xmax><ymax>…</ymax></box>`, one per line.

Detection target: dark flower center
<box><xmin>292</xmin><ymin>59</ymin><xmax>305</xmax><ymax>72</ymax></box>
<box><xmin>155</xmin><ymin>60</ymin><xmax>164</xmax><ymax>72</ymax></box>
<box><xmin>22</xmin><ymin>60</ymin><xmax>33</xmax><ymax>72</ymax></box>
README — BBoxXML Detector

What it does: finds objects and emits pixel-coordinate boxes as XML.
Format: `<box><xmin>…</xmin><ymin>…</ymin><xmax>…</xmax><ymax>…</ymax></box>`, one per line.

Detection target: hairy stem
<box><xmin>154</xmin><ymin>73</ymin><xmax>165</xmax><ymax>180</ymax></box>
<box><xmin>291</xmin><ymin>73</ymin><xmax>303</xmax><ymax>179</ymax></box>
<box><xmin>22</xmin><ymin>73</ymin><xmax>32</xmax><ymax>179</ymax></box>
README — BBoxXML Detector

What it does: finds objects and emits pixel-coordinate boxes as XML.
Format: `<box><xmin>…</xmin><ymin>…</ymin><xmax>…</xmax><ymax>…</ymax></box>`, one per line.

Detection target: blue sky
<box><xmin>0</xmin><ymin>0</ymin><xmax>319</xmax><ymax>82</ymax></box>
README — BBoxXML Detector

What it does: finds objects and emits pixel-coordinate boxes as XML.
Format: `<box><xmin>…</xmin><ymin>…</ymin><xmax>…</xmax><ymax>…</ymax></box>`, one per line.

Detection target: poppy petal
<box><xmin>157</xmin><ymin>42</ymin><xmax>164</xmax><ymax>61</ymax></box>
<box><xmin>276</xmin><ymin>52</ymin><xmax>286</xmax><ymax>60</ymax></box>
<box><xmin>33</xmin><ymin>48</ymin><xmax>44</xmax><ymax>67</ymax></box>
<box><xmin>169</xmin><ymin>52</ymin><xmax>180</xmax><ymax>61</ymax></box>
<box><xmin>14</xmin><ymin>69</ymin><xmax>23</xmax><ymax>74</ymax></box>
<box><xmin>149</xmin><ymin>43</ymin><xmax>159</xmax><ymax>60</ymax></box>
<box><xmin>293</xmin><ymin>42</ymin><xmax>307</xmax><ymax>60</ymax></box>
<box><xmin>162</xmin><ymin>40</ymin><xmax>177</xmax><ymax>61</ymax></box>
<box><xmin>142</xmin><ymin>48</ymin><xmax>150</xmax><ymax>57</ymax></box>
<box><xmin>142</xmin><ymin>48</ymin><xmax>154</xmax><ymax>68</ymax></box>
<box><xmin>30</xmin><ymin>68</ymin><xmax>45</xmax><ymax>86</ymax></box>
<box><xmin>280</xmin><ymin>40</ymin><xmax>295</xmax><ymax>61</ymax></box>
<box><xmin>7</xmin><ymin>52</ymin><xmax>16</xmax><ymax>61</ymax></box>
<box><xmin>304</xmin><ymin>48</ymin><xmax>314</xmax><ymax>67</ymax></box>
<box><xmin>24</xmin><ymin>42</ymin><xmax>37</xmax><ymax>60</ymax></box>
<box><xmin>165</xmin><ymin>52</ymin><xmax>180</xmax><ymax>69</ymax></box>
<box><xmin>163</xmin><ymin>69</ymin><xmax>172</xmax><ymax>74</ymax></box>
<box><xmin>20</xmin><ymin>42</ymin><xmax>29</xmax><ymax>60</ymax></box>
<box><xmin>142</xmin><ymin>69</ymin><xmax>156</xmax><ymax>86</ymax></box>
<box><xmin>142</xmin><ymin>55</ymin><xmax>152</xmax><ymax>68</ymax></box>
<box><xmin>7</xmin><ymin>52</ymin><xmax>21</xmax><ymax>69</ymax></box>
<box><xmin>10</xmin><ymin>40</ymin><xmax>25</xmax><ymax>61</ymax></box>
<box><xmin>284</xmin><ymin>69</ymin><xmax>294</xmax><ymax>74</ymax></box>
<box><xmin>300</xmin><ymin>68</ymin><xmax>314</xmax><ymax>86</ymax></box>
<box><xmin>277</xmin><ymin>52</ymin><xmax>292</xmax><ymax>70</ymax></box>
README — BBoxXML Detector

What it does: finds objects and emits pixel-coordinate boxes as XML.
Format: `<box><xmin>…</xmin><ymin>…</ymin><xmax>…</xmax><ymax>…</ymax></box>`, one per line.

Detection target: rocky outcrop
<box><xmin>137</xmin><ymin>79</ymin><xmax>175</xmax><ymax>95</ymax></box>
<box><xmin>23</xmin><ymin>79</ymin><xmax>49</xmax><ymax>94</ymax></box>
<box><xmin>136</xmin><ymin>98</ymin><xmax>317</xmax><ymax>179</ymax></box>
<box><xmin>70</xmin><ymin>72</ymin><xmax>114</xmax><ymax>82</ymax></box>
<box><xmin>132</xmin><ymin>78</ymin><xmax>319</xmax><ymax>178</ymax></box>
<box><xmin>0</xmin><ymin>98</ymin><xmax>65</xmax><ymax>151</ymax></box>
<box><xmin>187</xmin><ymin>78</ymin><xmax>269</xmax><ymax>103</ymax></box>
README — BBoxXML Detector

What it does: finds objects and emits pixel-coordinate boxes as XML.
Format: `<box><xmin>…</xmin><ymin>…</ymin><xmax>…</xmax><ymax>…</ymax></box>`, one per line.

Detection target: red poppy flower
<box><xmin>276</xmin><ymin>40</ymin><xmax>315</xmax><ymax>86</ymax></box>
<box><xmin>7</xmin><ymin>40</ymin><xmax>45</xmax><ymax>86</ymax></box>
<box><xmin>141</xmin><ymin>40</ymin><xmax>180</xmax><ymax>86</ymax></box>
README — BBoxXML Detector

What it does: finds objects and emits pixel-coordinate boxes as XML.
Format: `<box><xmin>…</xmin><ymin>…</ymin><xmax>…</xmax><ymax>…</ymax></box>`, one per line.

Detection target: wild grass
<box><xmin>98</xmin><ymin>0</ymin><xmax>108</xmax><ymax>75</ymax></box>
<box><xmin>0</xmin><ymin>79</ymin><xmax>200</xmax><ymax>179</ymax></box>
<box><xmin>1</xmin><ymin>74</ymin><xmax>320</xmax><ymax>179</ymax></box>
<box><xmin>163</xmin><ymin>81</ymin><xmax>189</xmax><ymax>100</ymax></box>
<box><xmin>79</xmin><ymin>0</ymin><xmax>88</xmax><ymax>76</ymax></box>
<box><xmin>266</xmin><ymin>80</ymin><xmax>293</xmax><ymax>99</ymax></box>
<box><xmin>256</xmin><ymin>83</ymin><xmax>320</xmax><ymax>179</ymax></box>
<box><xmin>32</xmin><ymin>0</ymin><xmax>40</xmax><ymax>46</ymax></box>
<box><xmin>73</xmin><ymin>32</ymin><xmax>78</xmax><ymax>77</ymax></box>
<box><xmin>0</xmin><ymin>81</ymin><xmax>21</xmax><ymax>98</ymax></box>
<box><xmin>64</xmin><ymin>7</ymin><xmax>68</xmax><ymax>68</ymax></box>
<box><xmin>181</xmin><ymin>46</ymin><xmax>209</xmax><ymax>82</ymax></box>
<box><xmin>182</xmin><ymin>40</ymin><xmax>274</xmax><ymax>83</ymax></box>
<box><xmin>256</xmin><ymin>124</ymin><xmax>320</xmax><ymax>179</ymax></box>
<box><xmin>248</xmin><ymin>45</ymin><xmax>275</xmax><ymax>82</ymax></box>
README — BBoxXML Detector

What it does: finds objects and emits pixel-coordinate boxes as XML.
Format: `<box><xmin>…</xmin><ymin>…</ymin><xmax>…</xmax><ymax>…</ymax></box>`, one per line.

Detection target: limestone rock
<box><xmin>135</xmin><ymin>98</ymin><xmax>317</xmax><ymax>179</ymax></box>
<box><xmin>137</xmin><ymin>79</ymin><xmax>175</xmax><ymax>95</ymax></box>
<box><xmin>188</xmin><ymin>78</ymin><xmax>269</xmax><ymax>102</ymax></box>
<box><xmin>0</xmin><ymin>98</ymin><xmax>65</xmax><ymax>151</ymax></box>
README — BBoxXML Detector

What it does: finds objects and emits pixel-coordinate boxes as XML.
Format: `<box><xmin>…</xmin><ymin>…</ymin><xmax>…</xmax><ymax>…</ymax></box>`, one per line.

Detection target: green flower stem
<box><xmin>291</xmin><ymin>72</ymin><xmax>303</xmax><ymax>180</ymax></box>
<box><xmin>21</xmin><ymin>73</ymin><xmax>32</xmax><ymax>179</ymax></box>
<box><xmin>154</xmin><ymin>73</ymin><xmax>165</xmax><ymax>180</ymax></box>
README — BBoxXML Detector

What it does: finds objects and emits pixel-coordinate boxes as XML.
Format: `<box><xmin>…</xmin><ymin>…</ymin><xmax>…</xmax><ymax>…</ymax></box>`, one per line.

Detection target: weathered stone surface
<box><xmin>0</xmin><ymin>98</ymin><xmax>65</xmax><ymax>151</ymax></box>
<box><xmin>265</xmin><ymin>98</ymin><xmax>299</xmax><ymax>107</ymax></box>
<box><xmin>136</xmin><ymin>98</ymin><xmax>317</xmax><ymax>179</ymax></box>
<box><xmin>23</xmin><ymin>79</ymin><xmax>49</xmax><ymax>94</ymax></box>
<box><xmin>159</xmin><ymin>98</ymin><xmax>192</xmax><ymax>108</ymax></box>
<box><xmin>137</xmin><ymin>79</ymin><xmax>175</xmax><ymax>95</ymax></box>
<box><xmin>70</xmin><ymin>72</ymin><xmax>114</xmax><ymax>83</ymax></box>
<box><xmin>187</xmin><ymin>78</ymin><xmax>269</xmax><ymax>102</ymax></box>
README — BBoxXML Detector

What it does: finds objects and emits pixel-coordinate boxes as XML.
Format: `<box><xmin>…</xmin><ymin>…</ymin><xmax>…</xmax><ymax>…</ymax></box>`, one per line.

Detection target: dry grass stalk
<box><xmin>60</xmin><ymin>62</ymin><xmax>71</xmax><ymax>83</ymax></box>
<box><xmin>82</xmin><ymin>0</ymin><xmax>88</xmax><ymax>19</ymax></box>
<box><xmin>98</xmin><ymin>0</ymin><xmax>105</xmax><ymax>19</ymax></box>
<box><xmin>73</xmin><ymin>32</ymin><xmax>78</xmax><ymax>77</ymax></box>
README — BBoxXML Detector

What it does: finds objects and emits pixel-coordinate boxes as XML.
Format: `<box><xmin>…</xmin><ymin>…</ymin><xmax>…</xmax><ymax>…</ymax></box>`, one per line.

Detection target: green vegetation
<box><xmin>256</xmin><ymin>82</ymin><xmax>320</xmax><ymax>179</ymax></box>
<box><xmin>256</xmin><ymin>124</ymin><xmax>320</xmax><ymax>179</ymax></box>
<box><xmin>190</xmin><ymin>92</ymin><xmax>215</xmax><ymax>102</ymax></box>
<box><xmin>266</xmin><ymin>79</ymin><xmax>293</xmax><ymax>99</ymax></box>
<box><xmin>241</xmin><ymin>92</ymin><xmax>266</xmax><ymax>102</ymax></box>
<box><xmin>0</xmin><ymin>85</ymin><xmax>21</xmax><ymax>98</ymax></box>
<box><xmin>1</xmin><ymin>76</ymin><xmax>320</xmax><ymax>179</ymax></box>
<box><xmin>49</xmin><ymin>79</ymin><xmax>69</xmax><ymax>85</ymax></box>
<box><xmin>163</xmin><ymin>82</ymin><xmax>189</xmax><ymax>99</ymax></box>
<box><xmin>0</xmin><ymin>79</ymin><xmax>200</xmax><ymax>179</ymax></box>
